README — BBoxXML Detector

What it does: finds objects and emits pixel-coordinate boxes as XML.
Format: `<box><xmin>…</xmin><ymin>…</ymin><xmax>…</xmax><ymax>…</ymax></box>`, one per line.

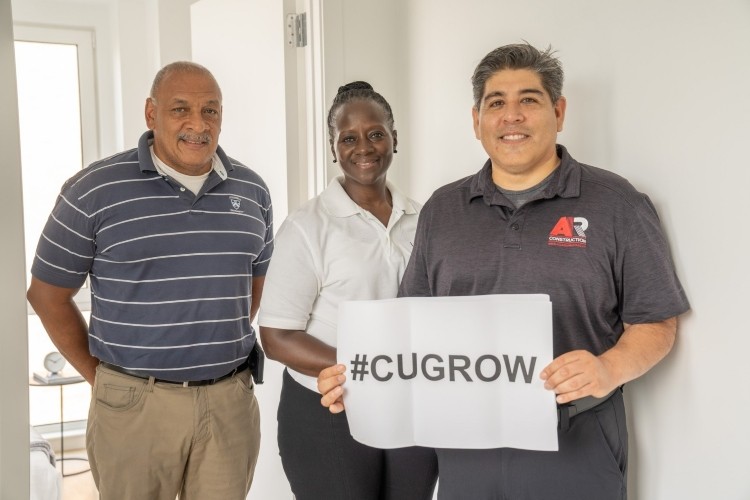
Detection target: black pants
<box><xmin>277</xmin><ymin>369</ymin><xmax>438</xmax><ymax>500</ymax></box>
<box><xmin>436</xmin><ymin>389</ymin><xmax>628</xmax><ymax>500</ymax></box>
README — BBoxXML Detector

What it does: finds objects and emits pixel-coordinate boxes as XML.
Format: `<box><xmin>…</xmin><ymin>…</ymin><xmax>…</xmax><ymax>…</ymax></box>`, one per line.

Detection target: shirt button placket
<box><xmin>503</xmin><ymin>218</ymin><xmax>523</xmax><ymax>250</ymax></box>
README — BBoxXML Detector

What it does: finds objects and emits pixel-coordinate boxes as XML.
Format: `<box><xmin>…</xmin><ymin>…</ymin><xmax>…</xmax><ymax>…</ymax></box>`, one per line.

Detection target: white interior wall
<box><xmin>328</xmin><ymin>1</ymin><xmax>750</xmax><ymax>499</ymax></box>
<box><xmin>190</xmin><ymin>0</ymin><xmax>289</xmax><ymax>222</ymax></box>
<box><xmin>321</xmin><ymin>0</ymin><xmax>412</xmax><ymax>191</ymax></box>
<box><xmin>112</xmin><ymin>0</ymin><xmax>160</xmax><ymax>149</ymax></box>
<box><xmin>155</xmin><ymin>0</ymin><xmax>199</xmax><ymax>65</ymax></box>
<box><xmin>191</xmin><ymin>1</ymin><xmax>291</xmax><ymax>498</ymax></box>
<box><xmin>0</xmin><ymin>1</ymin><xmax>30</xmax><ymax>497</ymax></box>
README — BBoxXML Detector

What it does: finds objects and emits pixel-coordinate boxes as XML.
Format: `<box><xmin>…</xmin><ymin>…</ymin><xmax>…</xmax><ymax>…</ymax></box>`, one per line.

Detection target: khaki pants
<box><xmin>87</xmin><ymin>363</ymin><xmax>261</xmax><ymax>500</ymax></box>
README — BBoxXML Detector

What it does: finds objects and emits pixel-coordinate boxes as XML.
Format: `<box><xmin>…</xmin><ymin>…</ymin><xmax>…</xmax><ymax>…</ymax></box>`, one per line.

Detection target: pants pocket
<box><xmin>101</xmin><ymin>385</ymin><xmax>135</xmax><ymax>408</ymax></box>
<box><xmin>591</xmin><ymin>397</ymin><xmax>628</xmax><ymax>477</ymax></box>
<box><xmin>233</xmin><ymin>369</ymin><xmax>255</xmax><ymax>395</ymax></box>
<box><xmin>94</xmin><ymin>367</ymin><xmax>147</xmax><ymax>412</ymax></box>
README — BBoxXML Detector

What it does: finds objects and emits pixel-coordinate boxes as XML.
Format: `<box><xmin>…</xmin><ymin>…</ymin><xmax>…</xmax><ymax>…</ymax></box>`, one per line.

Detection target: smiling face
<box><xmin>331</xmin><ymin>99</ymin><xmax>397</xmax><ymax>191</ymax></box>
<box><xmin>472</xmin><ymin>68</ymin><xmax>566</xmax><ymax>189</ymax></box>
<box><xmin>145</xmin><ymin>69</ymin><xmax>222</xmax><ymax>176</ymax></box>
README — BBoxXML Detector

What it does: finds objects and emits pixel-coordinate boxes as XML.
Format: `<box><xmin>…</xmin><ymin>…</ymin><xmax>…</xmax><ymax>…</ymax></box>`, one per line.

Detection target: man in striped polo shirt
<box><xmin>27</xmin><ymin>61</ymin><xmax>273</xmax><ymax>499</ymax></box>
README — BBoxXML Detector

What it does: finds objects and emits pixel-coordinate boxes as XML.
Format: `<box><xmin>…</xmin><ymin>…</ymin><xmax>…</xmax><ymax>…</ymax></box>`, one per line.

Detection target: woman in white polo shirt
<box><xmin>258</xmin><ymin>82</ymin><xmax>438</xmax><ymax>500</ymax></box>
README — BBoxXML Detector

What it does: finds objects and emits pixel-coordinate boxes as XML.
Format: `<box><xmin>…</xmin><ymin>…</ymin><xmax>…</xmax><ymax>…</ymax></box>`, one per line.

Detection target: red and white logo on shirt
<box><xmin>548</xmin><ymin>217</ymin><xmax>588</xmax><ymax>248</ymax></box>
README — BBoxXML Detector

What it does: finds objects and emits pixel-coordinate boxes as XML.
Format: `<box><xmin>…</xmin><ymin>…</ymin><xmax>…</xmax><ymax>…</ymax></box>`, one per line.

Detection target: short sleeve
<box><xmin>250</xmin><ymin>180</ymin><xmax>274</xmax><ymax>277</ymax></box>
<box><xmin>617</xmin><ymin>194</ymin><xmax>690</xmax><ymax>323</ymax></box>
<box><xmin>258</xmin><ymin>217</ymin><xmax>321</xmax><ymax>330</ymax></box>
<box><xmin>31</xmin><ymin>180</ymin><xmax>95</xmax><ymax>289</ymax></box>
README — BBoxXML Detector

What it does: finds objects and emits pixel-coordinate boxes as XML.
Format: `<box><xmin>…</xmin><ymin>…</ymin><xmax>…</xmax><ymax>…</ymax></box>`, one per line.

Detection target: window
<box><xmin>15</xmin><ymin>25</ymin><xmax>98</xmax><ymax>429</ymax></box>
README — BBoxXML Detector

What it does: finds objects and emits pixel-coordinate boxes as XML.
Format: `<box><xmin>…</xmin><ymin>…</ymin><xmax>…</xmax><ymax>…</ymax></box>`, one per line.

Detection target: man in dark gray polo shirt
<box><xmin>27</xmin><ymin>61</ymin><xmax>273</xmax><ymax>499</ymax></box>
<box><xmin>397</xmin><ymin>43</ymin><xmax>690</xmax><ymax>499</ymax></box>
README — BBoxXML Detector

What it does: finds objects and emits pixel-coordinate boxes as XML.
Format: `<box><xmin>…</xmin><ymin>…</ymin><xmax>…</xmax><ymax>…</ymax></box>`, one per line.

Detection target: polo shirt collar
<box><xmin>137</xmin><ymin>130</ymin><xmax>234</xmax><ymax>179</ymax></box>
<box><xmin>322</xmin><ymin>176</ymin><xmax>418</xmax><ymax>218</ymax></box>
<box><xmin>468</xmin><ymin>144</ymin><xmax>582</xmax><ymax>205</ymax></box>
<box><xmin>390</xmin><ymin>182</ymin><xmax>419</xmax><ymax>215</ymax></box>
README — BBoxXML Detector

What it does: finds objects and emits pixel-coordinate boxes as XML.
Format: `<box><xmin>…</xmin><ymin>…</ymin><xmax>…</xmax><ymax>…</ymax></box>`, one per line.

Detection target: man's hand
<box><xmin>540</xmin><ymin>318</ymin><xmax>678</xmax><ymax>404</ymax></box>
<box><xmin>317</xmin><ymin>364</ymin><xmax>347</xmax><ymax>414</ymax></box>
<box><xmin>540</xmin><ymin>350</ymin><xmax>617</xmax><ymax>404</ymax></box>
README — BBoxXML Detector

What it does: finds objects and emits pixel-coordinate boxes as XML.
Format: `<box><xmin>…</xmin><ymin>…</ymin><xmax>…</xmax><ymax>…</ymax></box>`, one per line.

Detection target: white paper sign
<box><xmin>337</xmin><ymin>294</ymin><xmax>558</xmax><ymax>451</ymax></box>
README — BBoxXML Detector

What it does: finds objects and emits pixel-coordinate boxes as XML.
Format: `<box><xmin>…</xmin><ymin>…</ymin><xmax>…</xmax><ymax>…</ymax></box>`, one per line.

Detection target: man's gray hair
<box><xmin>471</xmin><ymin>42</ymin><xmax>563</xmax><ymax>109</ymax></box>
<box><xmin>150</xmin><ymin>61</ymin><xmax>222</xmax><ymax>100</ymax></box>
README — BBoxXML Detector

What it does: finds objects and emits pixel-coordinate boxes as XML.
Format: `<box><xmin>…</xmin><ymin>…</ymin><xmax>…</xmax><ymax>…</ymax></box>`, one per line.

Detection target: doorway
<box><xmin>14</xmin><ymin>24</ymin><xmax>97</xmax><ymax>444</ymax></box>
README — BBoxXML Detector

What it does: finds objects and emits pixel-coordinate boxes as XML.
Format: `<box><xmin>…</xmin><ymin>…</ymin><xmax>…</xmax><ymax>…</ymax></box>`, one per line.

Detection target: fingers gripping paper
<box><xmin>337</xmin><ymin>294</ymin><xmax>558</xmax><ymax>451</ymax></box>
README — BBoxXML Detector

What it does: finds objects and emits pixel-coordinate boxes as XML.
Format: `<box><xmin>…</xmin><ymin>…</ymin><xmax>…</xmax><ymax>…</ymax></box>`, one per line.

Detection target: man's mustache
<box><xmin>178</xmin><ymin>132</ymin><xmax>212</xmax><ymax>144</ymax></box>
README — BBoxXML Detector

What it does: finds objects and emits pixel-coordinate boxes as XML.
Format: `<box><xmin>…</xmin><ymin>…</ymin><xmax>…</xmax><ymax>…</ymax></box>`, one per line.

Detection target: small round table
<box><xmin>30</xmin><ymin>373</ymin><xmax>90</xmax><ymax>477</ymax></box>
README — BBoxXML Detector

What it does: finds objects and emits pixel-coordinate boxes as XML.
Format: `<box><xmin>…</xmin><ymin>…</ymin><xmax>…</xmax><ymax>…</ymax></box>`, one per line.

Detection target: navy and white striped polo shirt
<box><xmin>31</xmin><ymin>131</ymin><xmax>274</xmax><ymax>381</ymax></box>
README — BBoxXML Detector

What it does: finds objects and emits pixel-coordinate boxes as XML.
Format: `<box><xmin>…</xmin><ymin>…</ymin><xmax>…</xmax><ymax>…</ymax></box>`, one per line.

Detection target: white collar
<box><xmin>149</xmin><ymin>144</ymin><xmax>227</xmax><ymax>180</ymax></box>
<box><xmin>321</xmin><ymin>176</ymin><xmax>418</xmax><ymax>218</ymax></box>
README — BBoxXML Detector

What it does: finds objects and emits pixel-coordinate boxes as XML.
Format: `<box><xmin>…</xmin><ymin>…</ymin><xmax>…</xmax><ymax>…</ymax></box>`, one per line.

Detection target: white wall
<box><xmin>155</xmin><ymin>0</ymin><xmax>199</xmax><ymax>65</ymax></box>
<box><xmin>321</xmin><ymin>0</ymin><xmax>412</xmax><ymax>191</ymax></box>
<box><xmin>109</xmin><ymin>0</ymin><xmax>200</xmax><ymax>147</ymax></box>
<box><xmin>326</xmin><ymin>1</ymin><xmax>750</xmax><ymax>499</ymax></box>
<box><xmin>0</xmin><ymin>0</ymin><xmax>30</xmax><ymax>498</ymax></box>
<box><xmin>190</xmin><ymin>0</ymin><xmax>289</xmax><ymax>221</ymax></box>
<box><xmin>191</xmin><ymin>1</ymin><xmax>292</xmax><ymax>498</ymax></box>
<box><xmin>112</xmin><ymin>0</ymin><xmax>160</xmax><ymax>149</ymax></box>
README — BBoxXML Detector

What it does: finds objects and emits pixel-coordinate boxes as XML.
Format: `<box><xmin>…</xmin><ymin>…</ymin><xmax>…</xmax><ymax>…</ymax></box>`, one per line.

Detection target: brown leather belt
<box><xmin>99</xmin><ymin>360</ymin><xmax>249</xmax><ymax>387</ymax></box>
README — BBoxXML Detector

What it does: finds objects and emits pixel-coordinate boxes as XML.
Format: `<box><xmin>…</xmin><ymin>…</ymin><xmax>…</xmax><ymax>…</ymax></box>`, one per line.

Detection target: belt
<box><xmin>99</xmin><ymin>360</ymin><xmax>249</xmax><ymax>387</ymax></box>
<box><xmin>557</xmin><ymin>387</ymin><xmax>620</xmax><ymax>431</ymax></box>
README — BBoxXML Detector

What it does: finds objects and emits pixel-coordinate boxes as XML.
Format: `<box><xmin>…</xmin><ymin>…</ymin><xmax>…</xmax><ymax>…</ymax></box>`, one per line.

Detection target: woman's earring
<box><xmin>333</xmin><ymin>158</ymin><xmax>337</xmax><ymax>163</ymax></box>
<box><xmin>393</xmin><ymin>148</ymin><xmax>398</xmax><ymax>153</ymax></box>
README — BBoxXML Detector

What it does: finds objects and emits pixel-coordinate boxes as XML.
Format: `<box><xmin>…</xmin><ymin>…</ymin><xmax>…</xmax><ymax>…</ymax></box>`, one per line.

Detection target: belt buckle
<box><xmin>558</xmin><ymin>404</ymin><xmax>572</xmax><ymax>431</ymax></box>
<box><xmin>558</xmin><ymin>399</ymin><xmax>584</xmax><ymax>431</ymax></box>
<box><xmin>180</xmin><ymin>363</ymin><xmax>242</xmax><ymax>388</ymax></box>
<box><xmin>557</xmin><ymin>389</ymin><xmax>619</xmax><ymax>431</ymax></box>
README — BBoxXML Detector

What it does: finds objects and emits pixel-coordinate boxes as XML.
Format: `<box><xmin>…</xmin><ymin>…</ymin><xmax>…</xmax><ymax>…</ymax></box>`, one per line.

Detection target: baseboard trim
<box><xmin>34</xmin><ymin>419</ymin><xmax>87</xmax><ymax>453</ymax></box>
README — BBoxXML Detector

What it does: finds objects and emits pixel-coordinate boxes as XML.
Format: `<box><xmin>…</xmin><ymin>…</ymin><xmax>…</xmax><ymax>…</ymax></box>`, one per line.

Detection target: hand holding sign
<box><xmin>318</xmin><ymin>364</ymin><xmax>347</xmax><ymax>413</ymax></box>
<box><xmin>337</xmin><ymin>294</ymin><xmax>558</xmax><ymax>451</ymax></box>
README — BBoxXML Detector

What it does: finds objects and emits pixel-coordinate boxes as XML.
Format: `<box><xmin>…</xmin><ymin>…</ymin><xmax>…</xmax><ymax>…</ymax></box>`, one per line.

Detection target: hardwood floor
<box><xmin>59</xmin><ymin>450</ymin><xmax>98</xmax><ymax>500</ymax></box>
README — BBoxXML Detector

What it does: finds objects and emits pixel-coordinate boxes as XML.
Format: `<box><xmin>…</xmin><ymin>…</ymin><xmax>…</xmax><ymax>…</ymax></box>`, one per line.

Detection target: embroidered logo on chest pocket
<box><xmin>548</xmin><ymin>216</ymin><xmax>588</xmax><ymax>248</ymax></box>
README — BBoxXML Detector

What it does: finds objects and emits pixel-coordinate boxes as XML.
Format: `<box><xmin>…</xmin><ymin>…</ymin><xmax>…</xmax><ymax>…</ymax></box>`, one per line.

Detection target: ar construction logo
<box><xmin>548</xmin><ymin>216</ymin><xmax>588</xmax><ymax>248</ymax></box>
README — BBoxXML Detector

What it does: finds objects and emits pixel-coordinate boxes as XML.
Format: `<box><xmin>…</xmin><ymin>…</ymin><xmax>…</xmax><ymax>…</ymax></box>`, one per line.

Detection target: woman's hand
<box><xmin>317</xmin><ymin>364</ymin><xmax>347</xmax><ymax>414</ymax></box>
